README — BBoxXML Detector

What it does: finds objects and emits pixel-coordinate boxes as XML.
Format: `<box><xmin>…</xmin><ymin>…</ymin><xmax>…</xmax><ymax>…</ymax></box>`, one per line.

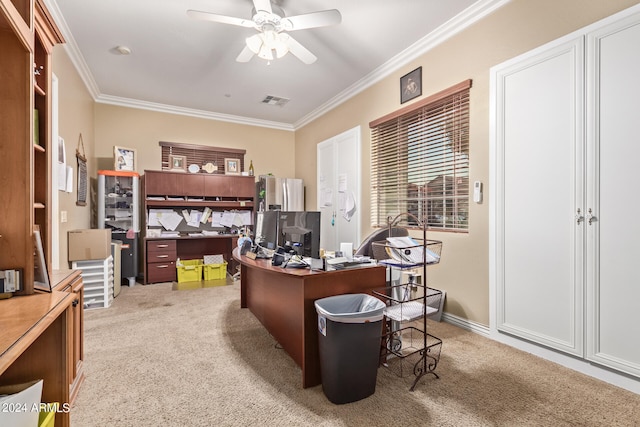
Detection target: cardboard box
<box><xmin>68</xmin><ymin>229</ymin><xmax>111</xmax><ymax>261</ymax></box>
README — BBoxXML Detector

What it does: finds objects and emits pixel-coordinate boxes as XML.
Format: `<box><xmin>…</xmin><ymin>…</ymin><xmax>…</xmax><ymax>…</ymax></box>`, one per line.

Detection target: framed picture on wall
<box><xmin>224</xmin><ymin>158</ymin><xmax>241</xmax><ymax>175</ymax></box>
<box><xmin>114</xmin><ymin>146</ymin><xmax>137</xmax><ymax>171</ymax></box>
<box><xmin>169</xmin><ymin>154</ymin><xmax>187</xmax><ymax>172</ymax></box>
<box><xmin>400</xmin><ymin>66</ymin><xmax>422</xmax><ymax>104</ymax></box>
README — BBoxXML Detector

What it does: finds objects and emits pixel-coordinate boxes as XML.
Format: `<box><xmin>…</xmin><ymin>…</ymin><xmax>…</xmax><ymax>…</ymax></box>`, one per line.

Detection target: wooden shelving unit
<box><xmin>0</xmin><ymin>0</ymin><xmax>64</xmax><ymax>294</ymax></box>
<box><xmin>0</xmin><ymin>3</ymin><xmax>81</xmax><ymax>426</ymax></box>
<box><xmin>142</xmin><ymin>170</ymin><xmax>255</xmax><ymax>283</ymax></box>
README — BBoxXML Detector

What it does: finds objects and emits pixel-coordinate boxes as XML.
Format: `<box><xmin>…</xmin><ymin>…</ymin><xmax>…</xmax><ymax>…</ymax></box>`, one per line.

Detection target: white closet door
<box><xmin>317</xmin><ymin>139</ymin><xmax>336</xmax><ymax>250</ymax></box>
<box><xmin>586</xmin><ymin>15</ymin><xmax>640</xmax><ymax>376</ymax></box>
<box><xmin>495</xmin><ymin>38</ymin><xmax>585</xmax><ymax>355</ymax></box>
<box><xmin>317</xmin><ymin>127</ymin><xmax>361</xmax><ymax>252</ymax></box>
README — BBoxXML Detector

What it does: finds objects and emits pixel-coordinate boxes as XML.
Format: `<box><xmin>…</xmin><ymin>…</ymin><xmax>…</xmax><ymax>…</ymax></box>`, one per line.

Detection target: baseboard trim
<box><xmin>440</xmin><ymin>313</ymin><xmax>640</xmax><ymax>395</ymax></box>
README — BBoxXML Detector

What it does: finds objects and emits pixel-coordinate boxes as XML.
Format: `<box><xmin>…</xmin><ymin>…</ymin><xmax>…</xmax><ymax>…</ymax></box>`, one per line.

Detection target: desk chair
<box><xmin>355</xmin><ymin>227</ymin><xmax>409</xmax><ymax>260</ymax></box>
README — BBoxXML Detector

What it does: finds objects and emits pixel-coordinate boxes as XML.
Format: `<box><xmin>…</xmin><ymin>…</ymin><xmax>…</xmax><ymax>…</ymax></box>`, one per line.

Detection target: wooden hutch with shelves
<box><xmin>142</xmin><ymin>170</ymin><xmax>255</xmax><ymax>284</ymax></box>
<box><xmin>1</xmin><ymin>1</ymin><xmax>83</xmax><ymax>425</ymax></box>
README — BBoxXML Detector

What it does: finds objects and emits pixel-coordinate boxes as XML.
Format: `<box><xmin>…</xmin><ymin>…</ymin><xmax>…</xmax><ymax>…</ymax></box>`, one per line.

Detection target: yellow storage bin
<box><xmin>204</xmin><ymin>262</ymin><xmax>228</xmax><ymax>280</ymax></box>
<box><xmin>176</xmin><ymin>259</ymin><xmax>203</xmax><ymax>282</ymax></box>
<box><xmin>39</xmin><ymin>403</ymin><xmax>56</xmax><ymax>427</ymax></box>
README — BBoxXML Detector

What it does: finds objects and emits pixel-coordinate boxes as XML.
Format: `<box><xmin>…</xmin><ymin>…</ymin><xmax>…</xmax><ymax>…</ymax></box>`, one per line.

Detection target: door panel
<box><xmin>317</xmin><ymin>127</ymin><xmax>361</xmax><ymax>253</ymax></box>
<box><xmin>586</xmin><ymin>16</ymin><xmax>640</xmax><ymax>376</ymax></box>
<box><xmin>495</xmin><ymin>38</ymin><xmax>584</xmax><ymax>355</ymax></box>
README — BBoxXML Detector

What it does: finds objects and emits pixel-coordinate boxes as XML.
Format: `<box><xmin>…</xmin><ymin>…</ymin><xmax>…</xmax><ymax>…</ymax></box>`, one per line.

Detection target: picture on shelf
<box><xmin>33</xmin><ymin>225</ymin><xmax>51</xmax><ymax>292</ymax></box>
<box><xmin>225</xmin><ymin>158</ymin><xmax>241</xmax><ymax>175</ymax></box>
<box><xmin>114</xmin><ymin>146</ymin><xmax>136</xmax><ymax>171</ymax></box>
<box><xmin>169</xmin><ymin>154</ymin><xmax>187</xmax><ymax>172</ymax></box>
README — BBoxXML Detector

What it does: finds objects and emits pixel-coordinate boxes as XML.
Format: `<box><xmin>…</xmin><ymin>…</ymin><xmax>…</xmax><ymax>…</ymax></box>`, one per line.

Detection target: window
<box><xmin>369</xmin><ymin>80</ymin><xmax>471</xmax><ymax>231</ymax></box>
<box><xmin>159</xmin><ymin>141</ymin><xmax>245</xmax><ymax>174</ymax></box>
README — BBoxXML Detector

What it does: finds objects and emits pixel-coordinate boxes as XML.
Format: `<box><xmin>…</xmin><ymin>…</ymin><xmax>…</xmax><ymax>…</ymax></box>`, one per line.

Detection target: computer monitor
<box><xmin>254</xmin><ymin>210</ymin><xmax>280</xmax><ymax>251</ymax></box>
<box><xmin>278</xmin><ymin>211</ymin><xmax>321</xmax><ymax>259</ymax></box>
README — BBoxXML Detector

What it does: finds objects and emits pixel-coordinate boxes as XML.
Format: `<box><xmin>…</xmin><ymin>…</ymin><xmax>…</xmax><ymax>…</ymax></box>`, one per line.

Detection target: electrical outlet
<box><xmin>61</xmin><ymin>210</ymin><xmax>67</xmax><ymax>223</ymax></box>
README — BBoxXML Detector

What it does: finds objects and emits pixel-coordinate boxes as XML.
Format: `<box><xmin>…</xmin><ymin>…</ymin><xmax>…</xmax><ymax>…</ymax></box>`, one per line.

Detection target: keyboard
<box><xmin>326</xmin><ymin>257</ymin><xmax>370</xmax><ymax>268</ymax></box>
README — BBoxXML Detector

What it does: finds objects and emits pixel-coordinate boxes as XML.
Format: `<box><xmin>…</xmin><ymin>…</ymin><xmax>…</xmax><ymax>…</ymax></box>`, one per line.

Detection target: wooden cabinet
<box><xmin>0</xmin><ymin>0</ymin><xmax>63</xmax><ymax>294</ymax></box>
<box><xmin>203</xmin><ymin>174</ymin><xmax>254</xmax><ymax>197</ymax></box>
<box><xmin>141</xmin><ymin>170</ymin><xmax>255</xmax><ymax>283</ymax></box>
<box><xmin>144</xmin><ymin>171</ymin><xmax>179</xmax><ymax>196</ymax></box>
<box><xmin>0</xmin><ymin>3</ymin><xmax>74</xmax><ymax>423</ymax></box>
<box><xmin>51</xmin><ymin>270</ymin><xmax>85</xmax><ymax>405</ymax></box>
<box><xmin>146</xmin><ymin>239</ymin><xmax>177</xmax><ymax>283</ymax></box>
<box><xmin>142</xmin><ymin>170</ymin><xmax>256</xmax><ymax>204</ymax></box>
<box><xmin>180</xmin><ymin>174</ymin><xmax>205</xmax><ymax>196</ymax></box>
<box><xmin>0</xmin><ymin>292</ymin><xmax>74</xmax><ymax>427</ymax></box>
<box><xmin>204</xmin><ymin>175</ymin><xmax>232</xmax><ymax>197</ymax></box>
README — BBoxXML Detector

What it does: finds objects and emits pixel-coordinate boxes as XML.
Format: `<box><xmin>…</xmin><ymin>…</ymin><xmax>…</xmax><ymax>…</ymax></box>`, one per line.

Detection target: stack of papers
<box><xmin>384</xmin><ymin>236</ymin><xmax>440</xmax><ymax>265</ymax></box>
<box><xmin>161</xmin><ymin>231</ymin><xmax>180</xmax><ymax>237</ymax></box>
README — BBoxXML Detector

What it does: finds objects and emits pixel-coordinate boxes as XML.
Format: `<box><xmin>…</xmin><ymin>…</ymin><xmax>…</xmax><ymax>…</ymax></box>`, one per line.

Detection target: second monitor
<box><xmin>254</xmin><ymin>211</ymin><xmax>321</xmax><ymax>259</ymax></box>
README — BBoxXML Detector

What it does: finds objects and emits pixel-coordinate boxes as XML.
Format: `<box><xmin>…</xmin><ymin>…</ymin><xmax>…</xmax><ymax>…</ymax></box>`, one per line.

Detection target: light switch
<box><xmin>61</xmin><ymin>210</ymin><xmax>67</xmax><ymax>223</ymax></box>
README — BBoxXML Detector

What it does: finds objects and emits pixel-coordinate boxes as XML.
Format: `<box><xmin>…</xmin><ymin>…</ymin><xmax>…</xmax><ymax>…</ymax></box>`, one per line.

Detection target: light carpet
<box><xmin>71</xmin><ymin>281</ymin><xmax>640</xmax><ymax>426</ymax></box>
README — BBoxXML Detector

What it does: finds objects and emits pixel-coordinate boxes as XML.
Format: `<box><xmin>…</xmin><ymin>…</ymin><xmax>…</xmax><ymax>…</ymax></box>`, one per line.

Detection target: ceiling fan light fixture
<box><xmin>246</xmin><ymin>31</ymin><xmax>290</xmax><ymax>61</ymax></box>
<box><xmin>190</xmin><ymin>2</ymin><xmax>341</xmax><ymax>65</ymax></box>
<box><xmin>245</xmin><ymin>34</ymin><xmax>263</xmax><ymax>54</ymax></box>
<box><xmin>257</xmin><ymin>44</ymin><xmax>274</xmax><ymax>61</ymax></box>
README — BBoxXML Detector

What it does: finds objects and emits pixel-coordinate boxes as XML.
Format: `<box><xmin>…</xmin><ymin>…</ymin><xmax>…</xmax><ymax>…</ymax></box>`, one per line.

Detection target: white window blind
<box><xmin>370</xmin><ymin>80</ymin><xmax>471</xmax><ymax>231</ymax></box>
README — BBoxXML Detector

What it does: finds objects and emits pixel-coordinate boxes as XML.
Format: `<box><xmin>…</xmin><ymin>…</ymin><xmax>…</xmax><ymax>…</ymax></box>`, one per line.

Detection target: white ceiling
<box><xmin>46</xmin><ymin>0</ymin><xmax>503</xmax><ymax>130</ymax></box>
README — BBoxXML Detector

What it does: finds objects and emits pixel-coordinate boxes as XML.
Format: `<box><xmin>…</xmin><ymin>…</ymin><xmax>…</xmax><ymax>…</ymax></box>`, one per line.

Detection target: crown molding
<box><xmin>96</xmin><ymin>94</ymin><xmax>295</xmax><ymax>131</ymax></box>
<box><xmin>45</xmin><ymin>0</ymin><xmax>509</xmax><ymax>132</ymax></box>
<box><xmin>294</xmin><ymin>0</ymin><xmax>510</xmax><ymax>129</ymax></box>
<box><xmin>44</xmin><ymin>0</ymin><xmax>100</xmax><ymax>99</ymax></box>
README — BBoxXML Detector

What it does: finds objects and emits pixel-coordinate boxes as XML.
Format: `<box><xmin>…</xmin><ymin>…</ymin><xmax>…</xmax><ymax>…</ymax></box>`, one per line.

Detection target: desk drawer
<box><xmin>147</xmin><ymin>250</ymin><xmax>177</xmax><ymax>263</ymax></box>
<box><xmin>147</xmin><ymin>261</ymin><xmax>176</xmax><ymax>283</ymax></box>
<box><xmin>147</xmin><ymin>239</ymin><xmax>176</xmax><ymax>253</ymax></box>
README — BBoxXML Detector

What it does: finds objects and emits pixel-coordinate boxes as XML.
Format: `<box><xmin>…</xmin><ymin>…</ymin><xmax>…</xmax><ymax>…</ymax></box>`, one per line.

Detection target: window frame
<box><xmin>369</xmin><ymin>79</ymin><xmax>472</xmax><ymax>232</ymax></box>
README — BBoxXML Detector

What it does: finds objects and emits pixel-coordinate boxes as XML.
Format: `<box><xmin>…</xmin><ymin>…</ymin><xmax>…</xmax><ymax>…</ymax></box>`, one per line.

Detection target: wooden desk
<box><xmin>144</xmin><ymin>235</ymin><xmax>238</xmax><ymax>284</ymax></box>
<box><xmin>51</xmin><ymin>270</ymin><xmax>85</xmax><ymax>405</ymax></box>
<box><xmin>0</xmin><ymin>292</ymin><xmax>73</xmax><ymax>427</ymax></box>
<box><xmin>233</xmin><ymin>249</ymin><xmax>386</xmax><ymax>388</ymax></box>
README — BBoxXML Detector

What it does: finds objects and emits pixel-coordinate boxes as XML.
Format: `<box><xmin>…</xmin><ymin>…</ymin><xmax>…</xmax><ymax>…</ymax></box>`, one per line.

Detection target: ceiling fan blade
<box><xmin>236</xmin><ymin>45</ymin><xmax>255</xmax><ymax>62</ymax></box>
<box><xmin>187</xmin><ymin>9</ymin><xmax>256</xmax><ymax>28</ymax></box>
<box><xmin>252</xmin><ymin>0</ymin><xmax>272</xmax><ymax>14</ymax></box>
<box><xmin>282</xmin><ymin>9</ymin><xmax>341</xmax><ymax>31</ymax></box>
<box><xmin>281</xmin><ymin>34</ymin><xmax>317</xmax><ymax>64</ymax></box>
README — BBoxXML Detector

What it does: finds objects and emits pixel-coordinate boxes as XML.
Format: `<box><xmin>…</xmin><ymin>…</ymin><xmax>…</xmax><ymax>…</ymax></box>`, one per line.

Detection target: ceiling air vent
<box><xmin>261</xmin><ymin>95</ymin><xmax>290</xmax><ymax>107</ymax></box>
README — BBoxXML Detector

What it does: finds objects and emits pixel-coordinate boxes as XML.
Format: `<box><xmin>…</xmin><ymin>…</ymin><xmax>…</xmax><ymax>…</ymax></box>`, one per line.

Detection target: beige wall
<box><xmin>52</xmin><ymin>45</ymin><xmax>96</xmax><ymax>269</ymax></box>
<box><xmin>294</xmin><ymin>0</ymin><xmax>640</xmax><ymax>325</ymax></box>
<box><xmin>52</xmin><ymin>0</ymin><xmax>639</xmax><ymax>324</ymax></box>
<box><xmin>52</xmin><ymin>47</ymin><xmax>295</xmax><ymax>269</ymax></box>
<box><xmin>93</xmin><ymin>105</ymin><xmax>295</xmax><ymax>178</ymax></box>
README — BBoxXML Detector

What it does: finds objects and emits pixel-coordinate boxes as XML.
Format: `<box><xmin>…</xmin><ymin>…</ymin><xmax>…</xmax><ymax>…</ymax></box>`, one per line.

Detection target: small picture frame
<box><xmin>33</xmin><ymin>225</ymin><xmax>51</xmax><ymax>292</ymax></box>
<box><xmin>224</xmin><ymin>158</ymin><xmax>241</xmax><ymax>175</ymax></box>
<box><xmin>114</xmin><ymin>146</ymin><xmax>137</xmax><ymax>171</ymax></box>
<box><xmin>400</xmin><ymin>66</ymin><xmax>422</xmax><ymax>104</ymax></box>
<box><xmin>169</xmin><ymin>154</ymin><xmax>187</xmax><ymax>172</ymax></box>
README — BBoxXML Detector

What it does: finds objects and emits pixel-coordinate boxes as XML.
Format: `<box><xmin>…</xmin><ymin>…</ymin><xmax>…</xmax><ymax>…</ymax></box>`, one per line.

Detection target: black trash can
<box><xmin>315</xmin><ymin>293</ymin><xmax>386</xmax><ymax>404</ymax></box>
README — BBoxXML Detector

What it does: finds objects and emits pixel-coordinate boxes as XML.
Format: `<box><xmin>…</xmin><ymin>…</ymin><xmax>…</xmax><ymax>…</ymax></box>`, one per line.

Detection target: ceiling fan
<box><xmin>187</xmin><ymin>0</ymin><xmax>341</xmax><ymax>64</ymax></box>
